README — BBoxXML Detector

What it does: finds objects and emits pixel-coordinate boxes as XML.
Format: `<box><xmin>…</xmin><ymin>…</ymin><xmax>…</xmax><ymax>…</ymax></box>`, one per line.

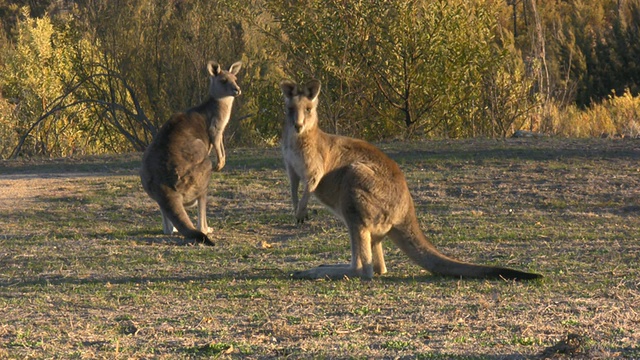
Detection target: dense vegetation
<box><xmin>0</xmin><ymin>0</ymin><xmax>639</xmax><ymax>158</ymax></box>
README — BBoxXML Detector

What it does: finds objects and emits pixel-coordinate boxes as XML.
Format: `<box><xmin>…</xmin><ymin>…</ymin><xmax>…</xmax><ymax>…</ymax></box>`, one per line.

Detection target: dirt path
<box><xmin>1</xmin><ymin>175</ymin><xmax>64</xmax><ymax>210</ymax></box>
<box><xmin>0</xmin><ymin>173</ymin><xmax>101</xmax><ymax>211</ymax></box>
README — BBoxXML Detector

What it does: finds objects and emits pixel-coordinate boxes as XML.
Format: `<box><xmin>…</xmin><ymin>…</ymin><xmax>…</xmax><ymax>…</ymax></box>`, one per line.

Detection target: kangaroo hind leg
<box><xmin>195</xmin><ymin>193</ymin><xmax>212</xmax><ymax>234</ymax></box>
<box><xmin>160</xmin><ymin>208</ymin><xmax>177</xmax><ymax>235</ymax></box>
<box><xmin>161</xmin><ymin>195</ymin><xmax>213</xmax><ymax>246</ymax></box>
<box><xmin>372</xmin><ymin>235</ymin><xmax>387</xmax><ymax>275</ymax></box>
<box><xmin>292</xmin><ymin>225</ymin><xmax>374</xmax><ymax>280</ymax></box>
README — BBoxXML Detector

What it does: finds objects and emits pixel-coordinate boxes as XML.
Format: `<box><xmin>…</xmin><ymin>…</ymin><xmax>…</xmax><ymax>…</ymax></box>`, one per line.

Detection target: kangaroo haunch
<box><xmin>140</xmin><ymin>61</ymin><xmax>242</xmax><ymax>245</ymax></box>
<box><xmin>281</xmin><ymin>80</ymin><xmax>542</xmax><ymax>281</ymax></box>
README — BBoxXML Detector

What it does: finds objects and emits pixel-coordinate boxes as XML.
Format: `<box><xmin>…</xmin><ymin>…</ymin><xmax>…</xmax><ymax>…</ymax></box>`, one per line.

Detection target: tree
<box><xmin>264</xmin><ymin>0</ymin><xmax>513</xmax><ymax>138</ymax></box>
<box><xmin>259</xmin><ymin>0</ymin><xmax>372</xmax><ymax>138</ymax></box>
<box><xmin>3</xmin><ymin>0</ymin><xmax>257</xmax><ymax>158</ymax></box>
<box><xmin>80</xmin><ymin>0</ymin><xmax>250</xmax><ymax>144</ymax></box>
<box><xmin>1</xmin><ymin>7</ymin><xmax>88</xmax><ymax>157</ymax></box>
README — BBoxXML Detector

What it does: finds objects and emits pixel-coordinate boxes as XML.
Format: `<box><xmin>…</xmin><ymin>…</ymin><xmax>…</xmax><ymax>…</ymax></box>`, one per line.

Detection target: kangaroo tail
<box><xmin>388</xmin><ymin>220</ymin><xmax>541</xmax><ymax>281</ymax></box>
<box><xmin>160</xmin><ymin>197</ymin><xmax>214</xmax><ymax>246</ymax></box>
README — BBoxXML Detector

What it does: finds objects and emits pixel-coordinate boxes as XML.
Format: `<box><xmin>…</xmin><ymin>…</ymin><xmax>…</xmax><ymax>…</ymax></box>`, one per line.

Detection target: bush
<box><xmin>539</xmin><ymin>89</ymin><xmax>640</xmax><ymax>137</ymax></box>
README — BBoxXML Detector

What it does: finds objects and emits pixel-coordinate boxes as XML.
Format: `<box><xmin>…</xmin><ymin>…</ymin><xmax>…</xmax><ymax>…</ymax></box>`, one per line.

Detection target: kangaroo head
<box><xmin>280</xmin><ymin>80</ymin><xmax>321</xmax><ymax>134</ymax></box>
<box><xmin>207</xmin><ymin>61</ymin><xmax>242</xmax><ymax>99</ymax></box>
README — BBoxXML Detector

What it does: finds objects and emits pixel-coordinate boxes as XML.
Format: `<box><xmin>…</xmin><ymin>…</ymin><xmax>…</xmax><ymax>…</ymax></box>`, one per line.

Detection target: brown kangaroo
<box><xmin>140</xmin><ymin>61</ymin><xmax>242</xmax><ymax>245</ymax></box>
<box><xmin>280</xmin><ymin>80</ymin><xmax>541</xmax><ymax>280</ymax></box>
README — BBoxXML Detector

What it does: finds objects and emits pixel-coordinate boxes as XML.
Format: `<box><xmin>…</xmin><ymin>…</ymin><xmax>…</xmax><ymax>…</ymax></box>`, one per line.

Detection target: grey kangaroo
<box><xmin>281</xmin><ymin>80</ymin><xmax>542</xmax><ymax>280</ymax></box>
<box><xmin>140</xmin><ymin>61</ymin><xmax>242</xmax><ymax>245</ymax></box>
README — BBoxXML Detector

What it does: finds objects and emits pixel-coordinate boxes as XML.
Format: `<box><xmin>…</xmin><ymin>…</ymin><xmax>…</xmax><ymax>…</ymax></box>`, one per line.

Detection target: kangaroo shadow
<box><xmin>0</xmin><ymin>266</ymin><xmax>291</xmax><ymax>290</ymax></box>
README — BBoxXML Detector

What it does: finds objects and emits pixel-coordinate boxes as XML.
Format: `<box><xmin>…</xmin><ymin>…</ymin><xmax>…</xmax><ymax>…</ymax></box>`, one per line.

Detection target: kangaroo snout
<box><xmin>233</xmin><ymin>87</ymin><xmax>241</xmax><ymax>96</ymax></box>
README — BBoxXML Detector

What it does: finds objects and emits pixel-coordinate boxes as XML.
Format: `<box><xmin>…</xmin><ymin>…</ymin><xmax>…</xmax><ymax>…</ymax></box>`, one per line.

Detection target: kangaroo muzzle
<box><xmin>294</xmin><ymin>117</ymin><xmax>304</xmax><ymax>132</ymax></box>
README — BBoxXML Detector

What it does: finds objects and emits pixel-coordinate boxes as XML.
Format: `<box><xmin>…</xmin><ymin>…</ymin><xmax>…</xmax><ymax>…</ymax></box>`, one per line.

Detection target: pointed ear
<box><xmin>304</xmin><ymin>80</ymin><xmax>321</xmax><ymax>101</ymax></box>
<box><xmin>228</xmin><ymin>61</ymin><xmax>242</xmax><ymax>75</ymax></box>
<box><xmin>280</xmin><ymin>80</ymin><xmax>297</xmax><ymax>99</ymax></box>
<box><xmin>207</xmin><ymin>61</ymin><xmax>221</xmax><ymax>76</ymax></box>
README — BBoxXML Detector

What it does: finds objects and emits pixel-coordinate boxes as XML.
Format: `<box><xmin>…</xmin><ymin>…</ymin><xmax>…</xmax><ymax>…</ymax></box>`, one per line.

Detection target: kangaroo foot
<box><xmin>292</xmin><ymin>264</ymin><xmax>372</xmax><ymax>280</ymax></box>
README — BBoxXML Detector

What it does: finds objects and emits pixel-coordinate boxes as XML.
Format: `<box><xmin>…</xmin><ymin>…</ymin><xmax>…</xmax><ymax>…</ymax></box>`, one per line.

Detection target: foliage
<box><xmin>505</xmin><ymin>0</ymin><xmax>640</xmax><ymax>107</ymax></box>
<box><xmin>352</xmin><ymin>0</ymin><xmax>501</xmax><ymax>138</ymax></box>
<box><xmin>0</xmin><ymin>0</ymin><xmax>639</xmax><ymax>158</ymax></box>
<box><xmin>265</xmin><ymin>0</ymin><xmax>514</xmax><ymax>138</ymax></box>
<box><xmin>479</xmin><ymin>50</ymin><xmax>539</xmax><ymax>137</ymax></box>
<box><xmin>0</xmin><ymin>7</ymin><xmax>91</xmax><ymax>157</ymax></box>
<box><xmin>543</xmin><ymin>89</ymin><xmax>640</xmax><ymax>138</ymax></box>
<box><xmin>73</xmin><ymin>0</ymin><xmax>247</xmax><ymax>151</ymax></box>
<box><xmin>260</xmin><ymin>0</ymin><xmax>374</xmax><ymax>138</ymax></box>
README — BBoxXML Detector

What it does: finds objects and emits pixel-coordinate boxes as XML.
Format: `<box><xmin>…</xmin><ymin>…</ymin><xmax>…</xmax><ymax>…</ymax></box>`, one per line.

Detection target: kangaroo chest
<box><xmin>282</xmin><ymin>142</ymin><xmax>307</xmax><ymax>178</ymax></box>
<box><xmin>282</xmin><ymin>135</ymin><xmax>326</xmax><ymax>182</ymax></box>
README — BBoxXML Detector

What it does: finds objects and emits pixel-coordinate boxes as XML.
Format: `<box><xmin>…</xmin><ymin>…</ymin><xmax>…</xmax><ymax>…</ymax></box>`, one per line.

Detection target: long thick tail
<box><xmin>388</xmin><ymin>219</ymin><xmax>541</xmax><ymax>281</ymax></box>
<box><xmin>160</xmin><ymin>197</ymin><xmax>214</xmax><ymax>246</ymax></box>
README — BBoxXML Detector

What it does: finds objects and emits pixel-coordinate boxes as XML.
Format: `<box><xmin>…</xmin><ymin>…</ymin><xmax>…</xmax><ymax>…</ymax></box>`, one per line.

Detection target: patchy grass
<box><xmin>0</xmin><ymin>138</ymin><xmax>638</xmax><ymax>359</ymax></box>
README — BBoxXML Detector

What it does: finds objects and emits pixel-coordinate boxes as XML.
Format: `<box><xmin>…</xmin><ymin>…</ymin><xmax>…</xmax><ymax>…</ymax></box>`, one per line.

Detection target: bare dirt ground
<box><xmin>0</xmin><ymin>173</ymin><xmax>93</xmax><ymax>211</ymax></box>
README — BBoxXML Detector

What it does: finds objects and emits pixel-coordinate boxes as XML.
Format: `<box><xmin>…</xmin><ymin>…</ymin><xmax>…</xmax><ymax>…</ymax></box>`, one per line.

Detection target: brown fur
<box><xmin>140</xmin><ymin>61</ymin><xmax>242</xmax><ymax>245</ymax></box>
<box><xmin>281</xmin><ymin>80</ymin><xmax>542</xmax><ymax>280</ymax></box>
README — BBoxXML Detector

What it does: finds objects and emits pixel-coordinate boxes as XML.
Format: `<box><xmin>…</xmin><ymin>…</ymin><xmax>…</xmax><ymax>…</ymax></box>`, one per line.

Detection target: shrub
<box><xmin>542</xmin><ymin>89</ymin><xmax>640</xmax><ymax>138</ymax></box>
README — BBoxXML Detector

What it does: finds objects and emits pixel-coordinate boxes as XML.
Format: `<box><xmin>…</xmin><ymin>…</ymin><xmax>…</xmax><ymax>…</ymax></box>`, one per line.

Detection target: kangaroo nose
<box><xmin>234</xmin><ymin>88</ymin><xmax>241</xmax><ymax>96</ymax></box>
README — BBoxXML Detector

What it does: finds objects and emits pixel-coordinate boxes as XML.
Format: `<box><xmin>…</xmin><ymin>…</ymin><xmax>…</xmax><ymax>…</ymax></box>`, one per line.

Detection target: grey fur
<box><xmin>140</xmin><ymin>61</ymin><xmax>242</xmax><ymax>245</ymax></box>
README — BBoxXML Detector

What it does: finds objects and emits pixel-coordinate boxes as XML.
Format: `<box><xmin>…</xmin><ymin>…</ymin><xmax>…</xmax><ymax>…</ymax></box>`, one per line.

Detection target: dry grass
<box><xmin>540</xmin><ymin>90</ymin><xmax>640</xmax><ymax>138</ymax></box>
<box><xmin>0</xmin><ymin>138</ymin><xmax>638</xmax><ymax>359</ymax></box>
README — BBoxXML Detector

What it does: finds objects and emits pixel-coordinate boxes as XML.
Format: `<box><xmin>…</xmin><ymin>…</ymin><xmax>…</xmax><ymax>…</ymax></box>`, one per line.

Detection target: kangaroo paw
<box><xmin>193</xmin><ymin>233</ymin><xmax>215</xmax><ymax>246</ymax></box>
<box><xmin>292</xmin><ymin>265</ymin><xmax>371</xmax><ymax>280</ymax></box>
<box><xmin>295</xmin><ymin>211</ymin><xmax>310</xmax><ymax>225</ymax></box>
<box><xmin>199</xmin><ymin>226</ymin><xmax>214</xmax><ymax>234</ymax></box>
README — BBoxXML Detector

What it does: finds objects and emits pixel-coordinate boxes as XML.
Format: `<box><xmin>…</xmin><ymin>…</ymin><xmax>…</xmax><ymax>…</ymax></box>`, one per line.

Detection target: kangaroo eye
<box><xmin>305</xmin><ymin>108</ymin><xmax>312</xmax><ymax>114</ymax></box>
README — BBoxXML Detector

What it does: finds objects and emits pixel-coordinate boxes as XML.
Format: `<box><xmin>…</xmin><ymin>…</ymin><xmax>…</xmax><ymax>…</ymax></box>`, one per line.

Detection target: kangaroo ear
<box><xmin>207</xmin><ymin>61</ymin><xmax>221</xmax><ymax>76</ymax></box>
<box><xmin>280</xmin><ymin>80</ymin><xmax>297</xmax><ymax>99</ymax></box>
<box><xmin>304</xmin><ymin>80</ymin><xmax>321</xmax><ymax>101</ymax></box>
<box><xmin>229</xmin><ymin>61</ymin><xmax>242</xmax><ymax>75</ymax></box>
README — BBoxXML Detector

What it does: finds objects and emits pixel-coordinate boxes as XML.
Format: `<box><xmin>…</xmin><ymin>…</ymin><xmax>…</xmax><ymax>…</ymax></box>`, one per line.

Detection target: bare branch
<box><xmin>9</xmin><ymin>71</ymin><xmax>154</xmax><ymax>158</ymax></box>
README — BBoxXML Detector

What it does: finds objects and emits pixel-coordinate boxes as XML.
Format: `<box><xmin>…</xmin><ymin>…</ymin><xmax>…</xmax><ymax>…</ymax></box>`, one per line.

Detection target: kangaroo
<box><xmin>140</xmin><ymin>61</ymin><xmax>242</xmax><ymax>245</ymax></box>
<box><xmin>280</xmin><ymin>80</ymin><xmax>542</xmax><ymax>280</ymax></box>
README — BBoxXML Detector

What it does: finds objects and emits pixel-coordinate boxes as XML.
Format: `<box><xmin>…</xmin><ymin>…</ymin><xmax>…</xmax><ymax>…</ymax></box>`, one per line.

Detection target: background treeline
<box><xmin>0</xmin><ymin>0</ymin><xmax>639</xmax><ymax>158</ymax></box>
